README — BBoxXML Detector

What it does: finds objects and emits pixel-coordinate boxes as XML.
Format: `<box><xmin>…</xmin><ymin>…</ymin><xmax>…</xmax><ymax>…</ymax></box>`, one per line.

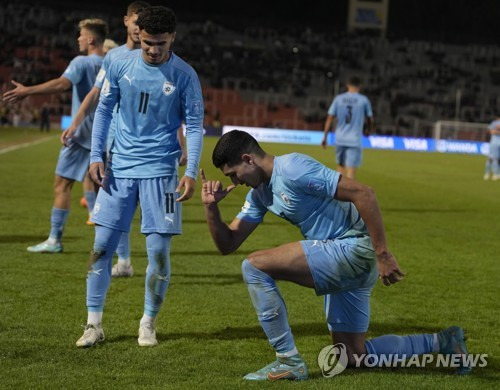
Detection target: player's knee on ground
<box><xmin>332</xmin><ymin>333</ymin><xmax>367</xmax><ymax>366</ymax></box>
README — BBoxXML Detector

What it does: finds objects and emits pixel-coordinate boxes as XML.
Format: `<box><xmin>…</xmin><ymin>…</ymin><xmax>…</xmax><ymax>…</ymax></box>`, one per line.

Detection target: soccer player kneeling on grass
<box><xmin>76</xmin><ymin>6</ymin><xmax>203</xmax><ymax>348</ymax></box>
<box><xmin>201</xmin><ymin>130</ymin><xmax>471</xmax><ymax>381</ymax></box>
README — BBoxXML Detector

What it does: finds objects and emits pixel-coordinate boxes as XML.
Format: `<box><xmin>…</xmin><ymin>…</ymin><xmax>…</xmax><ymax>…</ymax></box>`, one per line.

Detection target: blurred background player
<box><xmin>484</xmin><ymin>115</ymin><xmax>500</xmax><ymax>181</ymax></box>
<box><xmin>67</xmin><ymin>1</ymin><xmax>150</xmax><ymax>276</ymax></box>
<box><xmin>3</xmin><ymin>18</ymin><xmax>107</xmax><ymax>253</ymax></box>
<box><xmin>76</xmin><ymin>6</ymin><xmax>204</xmax><ymax>348</ymax></box>
<box><xmin>321</xmin><ymin>76</ymin><xmax>374</xmax><ymax>180</ymax></box>
<box><xmin>103</xmin><ymin>39</ymin><xmax>119</xmax><ymax>54</ymax></box>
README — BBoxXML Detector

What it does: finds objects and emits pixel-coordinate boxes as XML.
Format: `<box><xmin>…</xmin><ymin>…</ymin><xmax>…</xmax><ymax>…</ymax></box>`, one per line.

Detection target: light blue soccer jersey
<box><xmin>236</xmin><ymin>153</ymin><xmax>367</xmax><ymax>239</ymax></box>
<box><xmin>94</xmin><ymin>45</ymin><xmax>141</xmax><ymax>151</ymax></box>
<box><xmin>328</xmin><ymin>92</ymin><xmax>372</xmax><ymax>147</ymax></box>
<box><xmin>62</xmin><ymin>54</ymin><xmax>103</xmax><ymax>150</ymax></box>
<box><xmin>488</xmin><ymin>120</ymin><xmax>500</xmax><ymax>144</ymax></box>
<box><xmin>91</xmin><ymin>52</ymin><xmax>203</xmax><ymax>179</ymax></box>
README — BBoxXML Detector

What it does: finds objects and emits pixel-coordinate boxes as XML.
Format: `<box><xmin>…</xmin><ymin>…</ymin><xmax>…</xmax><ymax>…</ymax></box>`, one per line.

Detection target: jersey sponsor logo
<box><xmin>123</xmin><ymin>74</ymin><xmax>135</xmax><ymax>85</ymax></box>
<box><xmin>162</xmin><ymin>81</ymin><xmax>176</xmax><ymax>96</ymax></box>
<box><xmin>280</xmin><ymin>192</ymin><xmax>291</xmax><ymax>205</ymax></box>
<box><xmin>101</xmin><ymin>79</ymin><xmax>111</xmax><ymax>96</ymax></box>
<box><xmin>307</xmin><ymin>179</ymin><xmax>325</xmax><ymax>193</ymax></box>
<box><xmin>96</xmin><ymin>68</ymin><xmax>106</xmax><ymax>83</ymax></box>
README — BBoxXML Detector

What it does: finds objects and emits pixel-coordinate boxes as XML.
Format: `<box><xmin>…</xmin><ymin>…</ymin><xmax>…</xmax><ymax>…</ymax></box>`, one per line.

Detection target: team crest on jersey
<box><xmin>280</xmin><ymin>192</ymin><xmax>291</xmax><ymax>205</ymax></box>
<box><xmin>162</xmin><ymin>81</ymin><xmax>176</xmax><ymax>96</ymax></box>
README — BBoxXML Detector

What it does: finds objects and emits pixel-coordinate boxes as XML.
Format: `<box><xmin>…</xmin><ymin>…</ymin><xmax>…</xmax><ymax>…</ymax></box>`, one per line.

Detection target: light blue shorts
<box><xmin>335</xmin><ymin>146</ymin><xmax>362</xmax><ymax>168</ymax></box>
<box><xmin>301</xmin><ymin>235</ymin><xmax>378</xmax><ymax>333</ymax></box>
<box><xmin>489</xmin><ymin>141</ymin><xmax>500</xmax><ymax>159</ymax></box>
<box><xmin>91</xmin><ymin>169</ymin><xmax>182</xmax><ymax>235</ymax></box>
<box><xmin>55</xmin><ymin>141</ymin><xmax>90</xmax><ymax>182</ymax></box>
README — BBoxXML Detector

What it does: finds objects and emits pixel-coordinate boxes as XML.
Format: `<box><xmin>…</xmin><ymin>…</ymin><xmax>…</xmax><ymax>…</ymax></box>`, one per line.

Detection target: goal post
<box><xmin>434</xmin><ymin>120</ymin><xmax>490</xmax><ymax>142</ymax></box>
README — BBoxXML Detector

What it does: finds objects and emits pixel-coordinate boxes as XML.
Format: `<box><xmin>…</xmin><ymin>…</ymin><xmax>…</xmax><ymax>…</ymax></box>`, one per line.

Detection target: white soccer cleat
<box><xmin>76</xmin><ymin>324</ymin><xmax>104</xmax><ymax>348</ymax></box>
<box><xmin>111</xmin><ymin>262</ymin><xmax>134</xmax><ymax>277</ymax></box>
<box><xmin>493</xmin><ymin>175</ymin><xmax>500</xmax><ymax>181</ymax></box>
<box><xmin>483</xmin><ymin>173</ymin><xmax>490</xmax><ymax>181</ymax></box>
<box><xmin>138</xmin><ymin>322</ymin><xmax>158</xmax><ymax>347</ymax></box>
<box><xmin>27</xmin><ymin>240</ymin><xmax>63</xmax><ymax>253</ymax></box>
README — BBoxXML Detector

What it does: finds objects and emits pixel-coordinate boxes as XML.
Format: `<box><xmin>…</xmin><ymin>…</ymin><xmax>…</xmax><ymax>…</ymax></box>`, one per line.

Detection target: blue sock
<box><xmin>241</xmin><ymin>259</ymin><xmax>295</xmax><ymax>354</ymax></box>
<box><xmin>485</xmin><ymin>159</ymin><xmax>492</xmax><ymax>175</ymax></box>
<box><xmin>365</xmin><ymin>334</ymin><xmax>434</xmax><ymax>358</ymax></box>
<box><xmin>116</xmin><ymin>232</ymin><xmax>131</xmax><ymax>260</ymax></box>
<box><xmin>86</xmin><ymin>226</ymin><xmax>122</xmax><ymax>309</ymax></box>
<box><xmin>49</xmin><ymin>207</ymin><xmax>69</xmax><ymax>240</ymax></box>
<box><xmin>144</xmin><ymin>233</ymin><xmax>171</xmax><ymax>316</ymax></box>
<box><xmin>84</xmin><ymin>191</ymin><xmax>96</xmax><ymax>213</ymax></box>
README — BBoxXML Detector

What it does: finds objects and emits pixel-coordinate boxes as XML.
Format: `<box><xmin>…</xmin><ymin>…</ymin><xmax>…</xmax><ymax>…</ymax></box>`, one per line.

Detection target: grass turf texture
<box><xmin>0</xmin><ymin>127</ymin><xmax>498</xmax><ymax>389</ymax></box>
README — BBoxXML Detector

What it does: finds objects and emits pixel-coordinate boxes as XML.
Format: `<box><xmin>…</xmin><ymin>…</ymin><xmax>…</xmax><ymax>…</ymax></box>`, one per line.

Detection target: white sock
<box><xmin>432</xmin><ymin>333</ymin><xmax>440</xmax><ymax>352</ymax></box>
<box><xmin>87</xmin><ymin>311</ymin><xmax>103</xmax><ymax>326</ymax></box>
<box><xmin>140</xmin><ymin>314</ymin><xmax>156</xmax><ymax>326</ymax></box>
<box><xmin>46</xmin><ymin>236</ymin><xmax>59</xmax><ymax>245</ymax></box>
<box><xmin>118</xmin><ymin>258</ymin><xmax>131</xmax><ymax>266</ymax></box>
<box><xmin>276</xmin><ymin>347</ymin><xmax>299</xmax><ymax>358</ymax></box>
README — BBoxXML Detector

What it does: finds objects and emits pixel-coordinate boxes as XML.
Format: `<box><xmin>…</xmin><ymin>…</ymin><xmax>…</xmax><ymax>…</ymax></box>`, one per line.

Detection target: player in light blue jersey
<box><xmin>484</xmin><ymin>116</ymin><xmax>500</xmax><ymax>180</ymax></box>
<box><xmin>321</xmin><ymin>76</ymin><xmax>374</xmax><ymax>180</ymax></box>
<box><xmin>3</xmin><ymin>18</ymin><xmax>107</xmax><ymax>254</ymax></box>
<box><xmin>201</xmin><ymin>130</ymin><xmax>471</xmax><ymax>381</ymax></box>
<box><xmin>64</xmin><ymin>1</ymin><xmax>150</xmax><ymax>277</ymax></box>
<box><xmin>76</xmin><ymin>6</ymin><xmax>204</xmax><ymax>348</ymax></box>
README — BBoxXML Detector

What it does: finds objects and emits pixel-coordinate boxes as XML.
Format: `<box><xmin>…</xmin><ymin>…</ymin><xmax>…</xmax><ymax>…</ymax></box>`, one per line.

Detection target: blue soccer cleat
<box><xmin>437</xmin><ymin>326</ymin><xmax>472</xmax><ymax>375</ymax></box>
<box><xmin>27</xmin><ymin>240</ymin><xmax>63</xmax><ymax>253</ymax></box>
<box><xmin>243</xmin><ymin>354</ymin><xmax>308</xmax><ymax>381</ymax></box>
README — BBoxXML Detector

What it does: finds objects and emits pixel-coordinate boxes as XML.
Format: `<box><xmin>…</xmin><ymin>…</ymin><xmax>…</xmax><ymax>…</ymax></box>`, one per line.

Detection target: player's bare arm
<box><xmin>335</xmin><ymin>175</ymin><xmax>404</xmax><ymax>286</ymax></box>
<box><xmin>321</xmin><ymin>115</ymin><xmax>336</xmax><ymax>149</ymax></box>
<box><xmin>61</xmin><ymin>86</ymin><xmax>101</xmax><ymax>145</ymax></box>
<box><xmin>3</xmin><ymin>78</ymin><xmax>71</xmax><ymax>103</ymax></box>
<box><xmin>200</xmin><ymin>168</ymin><xmax>258</xmax><ymax>255</ymax></box>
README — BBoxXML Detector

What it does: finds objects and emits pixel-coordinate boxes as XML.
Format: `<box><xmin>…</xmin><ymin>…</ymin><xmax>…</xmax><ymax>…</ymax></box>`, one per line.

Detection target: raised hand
<box><xmin>200</xmin><ymin>168</ymin><xmax>236</xmax><ymax>206</ymax></box>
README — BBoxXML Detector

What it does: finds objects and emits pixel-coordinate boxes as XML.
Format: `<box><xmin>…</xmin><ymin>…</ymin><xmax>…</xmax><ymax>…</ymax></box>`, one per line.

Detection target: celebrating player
<box><xmin>76</xmin><ymin>6</ymin><xmax>203</xmax><ymax>348</ymax></box>
<box><xmin>3</xmin><ymin>18</ymin><xmax>107</xmax><ymax>253</ymax></box>
<box><xmin>201</xmin><ymin>130</ymin><xmax>471</xmax><ymax>381</ymax></box>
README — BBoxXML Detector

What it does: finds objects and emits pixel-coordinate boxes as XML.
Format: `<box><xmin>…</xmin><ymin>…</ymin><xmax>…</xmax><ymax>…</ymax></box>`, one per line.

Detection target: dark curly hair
<box><xmin>137</xmin><ymin>6</ymin><xmax>176</xmax><ymax>34</ymax></box>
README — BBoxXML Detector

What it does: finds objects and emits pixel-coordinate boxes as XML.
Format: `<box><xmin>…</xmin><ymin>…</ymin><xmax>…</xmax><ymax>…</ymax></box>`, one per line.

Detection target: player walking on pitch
<box><xmin>76</xmin><ymin>6</ymin><xmax>203</xmax><ymax>348</ymax></box>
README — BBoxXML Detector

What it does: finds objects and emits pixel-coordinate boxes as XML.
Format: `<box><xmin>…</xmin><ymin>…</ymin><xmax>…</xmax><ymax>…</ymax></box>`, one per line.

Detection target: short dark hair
<box><xmin>347</xmin><ymin>76</ymin><xmax>361</xmax><ymax>87</ymax></box>
<box><xmin>127</xmin><ymin>1</ymin><xmax>150</xmax><ymax>16</ymax></box>
<box><xmin>137</xmin><ymin>6</ymin><xmax>176</xmax><ymax>34</ymax></box>
<box><xmin>212</xmin><ymin>130</ymin><xmax>265</xmax><ymax>168</ymax></box>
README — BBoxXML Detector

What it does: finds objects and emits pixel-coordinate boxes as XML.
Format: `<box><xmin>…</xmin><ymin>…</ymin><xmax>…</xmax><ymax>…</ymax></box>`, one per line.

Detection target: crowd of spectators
<box><xmin>1</xmin><ymin>2</ymin><xmax>499</xmax><ymax>137</ymax></box>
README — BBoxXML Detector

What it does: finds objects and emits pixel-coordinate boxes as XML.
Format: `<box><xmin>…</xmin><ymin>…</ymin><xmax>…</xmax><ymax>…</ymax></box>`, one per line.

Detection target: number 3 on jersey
<box><xmin>139</xmin><ymin>91</ymin><xmax>150</xmax><ymax>114</ymax></box>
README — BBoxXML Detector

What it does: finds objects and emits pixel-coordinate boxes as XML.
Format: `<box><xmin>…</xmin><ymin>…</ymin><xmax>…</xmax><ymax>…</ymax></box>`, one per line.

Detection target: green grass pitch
<box><xmin>0</xmin><ymin>127</ymin><xmax>498</xmax><ymax>389</ymax></box>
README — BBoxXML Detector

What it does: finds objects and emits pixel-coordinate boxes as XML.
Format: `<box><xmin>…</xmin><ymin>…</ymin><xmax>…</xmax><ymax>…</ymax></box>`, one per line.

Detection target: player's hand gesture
<box><xmin>200</xmin><ymin>168</ymin><xmax>235</xmax><ymax>206</ymax></box>
<box><xmin>60</xmin><ymin>123</ymin><xmax>77</xmax><ymax>146</ymax></box>
<box><xmin>377</xmin><ymin>251</ymin><xmax>405</xmax><ymax>286</ymax></box>
<box><xmin>176</xmin><ymin>176</ymin><xmax>196</xmax><ymax>202</ymax></box>
<box><xmin>89</xmin><ymin>162</ymin><xmax>105</xmax><ymax>187</ymax></box>
<box><xmin>2</xmin><ymin>80</ymin><xmax>28</xmax><ymax>103</ymax></box>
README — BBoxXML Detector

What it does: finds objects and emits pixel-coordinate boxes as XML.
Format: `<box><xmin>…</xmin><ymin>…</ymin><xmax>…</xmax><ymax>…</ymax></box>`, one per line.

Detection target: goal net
<box><xmin>433</xmin><ymin>120</ymin><xmax>490</xmax><ymax>142</ymax></box>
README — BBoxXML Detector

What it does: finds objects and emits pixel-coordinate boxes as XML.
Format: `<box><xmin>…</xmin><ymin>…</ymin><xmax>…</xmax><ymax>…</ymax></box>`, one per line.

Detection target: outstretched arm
<box><xmin>335</xmin><ymin>175</ymin><xmax>404</xmax><ymax>286</ymax></box>
<box><xmin>3</xmin><ymin>78</ymin><xmax>71</xmax><ymax>103</ymax></box>
<box><xmin>200</xmin><ymin>168</ymin><xmax>259</xmax><ymax>255</ymax></box>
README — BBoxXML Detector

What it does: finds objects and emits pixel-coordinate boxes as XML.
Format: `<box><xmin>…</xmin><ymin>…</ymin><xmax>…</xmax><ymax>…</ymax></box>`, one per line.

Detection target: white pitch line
<box><xmin>0</xmin><ymin>136</ymin><xmax>57</xmax><ymax>155</ymax></box>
